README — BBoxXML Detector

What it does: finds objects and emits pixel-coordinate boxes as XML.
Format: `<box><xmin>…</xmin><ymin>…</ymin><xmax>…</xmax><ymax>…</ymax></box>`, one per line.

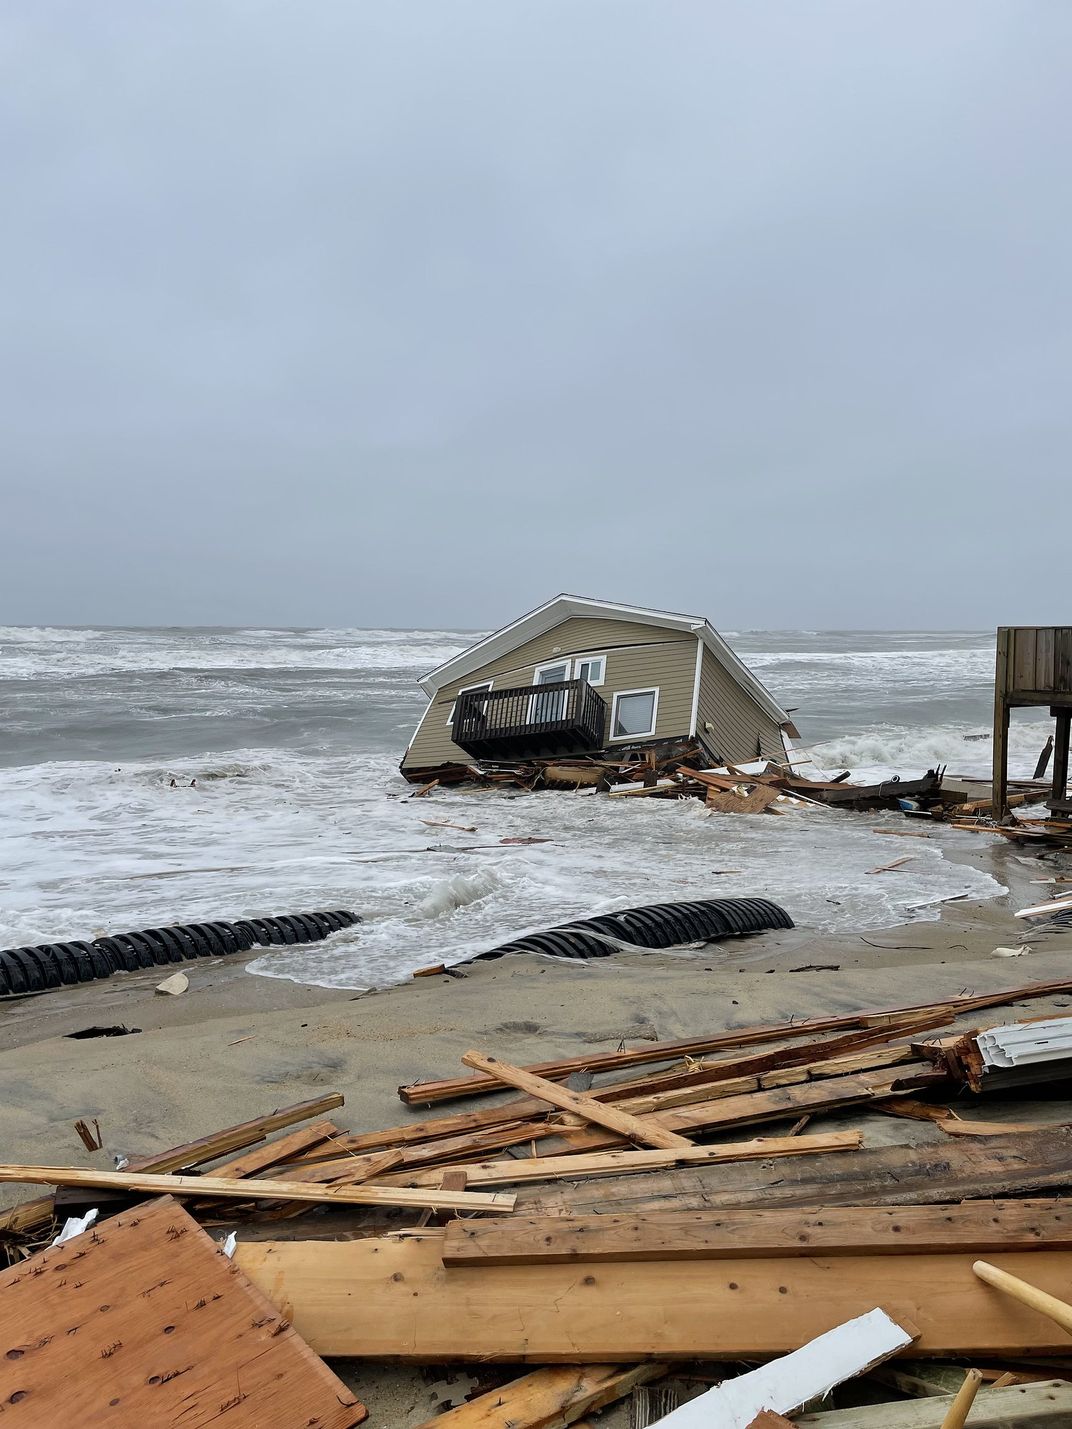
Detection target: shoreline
<box><xmin>0</xmin><ymin>829</ymin><xmax>1064</xmax><ymax>1139</ymax></box>
<box><xmin>1</xmin><ymin>831</ymin><xmax>1069</xmax><ymax>1425</ymax></box>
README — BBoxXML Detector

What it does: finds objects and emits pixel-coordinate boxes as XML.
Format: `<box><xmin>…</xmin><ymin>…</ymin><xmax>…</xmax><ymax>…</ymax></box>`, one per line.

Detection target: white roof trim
<box><xmin>418</xmin><ymin>593</ymin><xmax>789</xmax><ymax>725</ymax></box>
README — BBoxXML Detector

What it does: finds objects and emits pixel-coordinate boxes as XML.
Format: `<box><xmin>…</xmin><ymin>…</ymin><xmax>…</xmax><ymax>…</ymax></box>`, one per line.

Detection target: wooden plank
<box><xmin>646</xmin><ymin>1308</ymin><xmax>914</xmax><ymax>1427</ymax></box>
<box><xmin>515</xmin><ymin>1128</ymin><xmax>1072</xmax><ymax>1217</ymax></box>
<box><xmin>0</xmin><ymin>1163</ymin><xmax>516</xmax><ymax>1213</ymax></box>
<box><xmin>460</xmin><ymin>1051</ymin><xmax>693</xmax><ymax>1150</ymax></box>
<box><xmin>533</xmin><ymin>1066</ymin><xmax>937</xmax><ymax>1156</ymax></box>
<box><xmin>415</xmin><ymin>1362</ymin><xmax>667</xmax><ymax>1427</ymax></box>
<box><xmin>442</xmin><ymin>1201</ymin><xmax>1072</xmax><ymax>1267</ymax></box>
<box><xmin>208</xmin><ymin>1119</ymin><xmax>342</xmax><ymax>1178</ymax></box>
<box><xmin>794</xmin><ymin>1381</ymin><xmax>1072</xmax><ymax>1426</ymax></box>
<box><xmin>123</xmin><ymin>1092</ymin><xmax>345</xmax><ymax>1173</ymax></box>
<box><xmin>381</xmin><ymin>1131</ymin><xmax>863</xmax><ymax>1189</ymax></box>
<box><xmin>308</xmin><ymin>1023</ymin><xmax>946</xmax><ymax>1164</ymax></box>
<box><xmin>0</xmin><ymin>1197</ymin><xmax>365</xmax><ymax>1427</ymax></box>
<box><xmin>398</xmin><ymin>978</ymin><xmax>1072</xmax><ymax>1105</ymax></box>
<box><xmin>1013</xmin><ymin>628</ymin><xmax>1039</xmax><ymax>694</ymax></box>
<box><xmin>234</xmin><ymin>1234</ymin><xmax>1072</xmax><ymax>1360</ymax></box>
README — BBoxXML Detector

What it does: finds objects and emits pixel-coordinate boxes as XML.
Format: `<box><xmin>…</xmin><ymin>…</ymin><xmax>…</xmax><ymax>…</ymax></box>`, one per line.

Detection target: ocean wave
<box><xmin>806</xmin><ymin>720</ymin><xmax>1050</xmax><ymax>782</ymax></box>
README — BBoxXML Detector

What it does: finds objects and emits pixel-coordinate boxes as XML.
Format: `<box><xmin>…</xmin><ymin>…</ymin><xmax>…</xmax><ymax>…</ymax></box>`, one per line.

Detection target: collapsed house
<box><xmin>400</xmin><ymin>594</ymin><xmax>798</xmax><ymax>784</ymax></box>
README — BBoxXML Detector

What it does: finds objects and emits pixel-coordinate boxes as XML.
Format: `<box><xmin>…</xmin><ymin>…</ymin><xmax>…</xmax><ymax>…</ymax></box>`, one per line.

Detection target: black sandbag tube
<box><xmin>473</xmin><ymin>896</ymin><xmax>793</xmax><ymax>962</ymax></box>
<box><xmin>0</xmin><ymin>910</ymin><xmax>360</xmax><ymax>997</ymax></box>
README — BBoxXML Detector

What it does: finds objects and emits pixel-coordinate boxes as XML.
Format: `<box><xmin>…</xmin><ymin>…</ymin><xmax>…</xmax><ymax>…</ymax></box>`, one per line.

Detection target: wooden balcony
<box><xmin>452</xmin><ymin>679</ymin><xmax>607</xmax><ymax>761</ymax></box>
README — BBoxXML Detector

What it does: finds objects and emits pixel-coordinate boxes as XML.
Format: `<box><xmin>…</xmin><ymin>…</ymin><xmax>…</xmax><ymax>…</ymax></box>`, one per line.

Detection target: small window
<box><xmin>447</xmin><ymin>681</ymin><xmax>492</xmax><ymax>726</ymax></box>
<box><xmin>611</xmin><ymin>687</ymin><xmax>659</xmax><ymax>740</ymax></box>
<box><xmin>573</xmin><ymin>655</ymin><xmax>606</xmax><ymax>686</ymax></box>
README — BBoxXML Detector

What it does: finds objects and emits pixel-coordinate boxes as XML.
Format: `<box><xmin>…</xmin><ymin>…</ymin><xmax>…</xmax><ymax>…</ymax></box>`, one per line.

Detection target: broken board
<box><xmin>234</xmin><ymin>1233</ymin><xmax>1072</xmax><ymax>1360</ymax></box>
<box><xmin>0</xmin><ymin>1197</ymin><xmax>366</xmax><ymax>1427</ymax></box>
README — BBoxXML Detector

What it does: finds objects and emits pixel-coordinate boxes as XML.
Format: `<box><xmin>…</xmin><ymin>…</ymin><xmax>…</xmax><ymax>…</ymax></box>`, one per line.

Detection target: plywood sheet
<box><xmin>0</xmin><ymin>1197</ymin><xmax>365</xmax><ymax>1427</ymax></box>
<box><xmin>235</xmin><ymin>1233</ymin><xmax>1072</xmax><ymax>1360</ymax></box>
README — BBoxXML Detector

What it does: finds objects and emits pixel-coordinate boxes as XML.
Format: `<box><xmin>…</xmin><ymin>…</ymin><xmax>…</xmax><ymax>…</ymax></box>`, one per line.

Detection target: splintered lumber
<box><xmin>416</xmin><ymin>1362</ymin><xmax>667</xmax><ymax>1427</ymax></box>
<box><xmin>0</xmin><ymin>1096</ymin><xmax>349</xmax><ymax>1242</ymax></box>
<box><xmin>0</xmin><ymin>1197</ymin><xmax>365</xmax><ymax>1428</ymax></box>
<box><xmin>0</xmin><ymin>1164</ymin><xmax>516</xmax><ymax>1214</ymax></box>
<box><xmin>384</xmin><ymin>1131</ymin><xmax>863</xmax><ymax>1189</ymax></box>
<box><xmin>314</xmin><ymin>1023</ymin><xmax>944</xmax><ymax>1164</ymax></box>
<box><xmin>705</xmin><ymin>782</ymin><xmax>784</xmax><ymax>814</ymax></box>
<box><xmin>866</xmin><ymin>855</ymin><xmax>916</xmax><ymax>875</ymax></box>
<box><xmin>398</xmin><ymin>976</ymin><xmax>1072</xmax><ymax>1105</ymax></box>
<box><xmin>646</xmin><ymin>1308</ymin><xmax>915</xmax><ymax>1428</ymax></box>
<box><xmin>939</xmin><ymin>1369</ymin><xmax>983</xmax><ymax>1429</ymax></box>
<box><xmin>532</xmin><ymin>1066</ymin><xmax>938</xmax><ymax>1156</ymax></box>
<box><xmin>515</xmin><ymin>1128</ymin><xmax>1072</xmax><ymax>1216</ymax></box>
<box><xmin>123</xmin><ymin>1092</ymin><xmax>345</xmax><ymax>1172</ymax></box>
<box><xmin>460</xmin><ymin>1050</ymin><xmax>693</xmax><ymax>1150</ymax></box>
<box><xmin>973</xmin><ymin>1261</ymin><xmax>1072</xmax><ymax>1337</ymax></box>
<box><xmin>208</xmin><ymin>1119</ymin><xmax>342</xmax><ymax>1178</ymax></box>
<box><xmin>236</xmin><ymin>1235</ymin><xmax>1072</xmax><ymax>1359</ymax></box>
<box><xmin>442</xmin><ymin>1200</ymin><xmax>1072</xmax><ymax>1267</ymax></box>
<box><xmin>793</xmin><ymin>1381</ymin><xmax>1072</xmax><ymax>1426</ymax></box>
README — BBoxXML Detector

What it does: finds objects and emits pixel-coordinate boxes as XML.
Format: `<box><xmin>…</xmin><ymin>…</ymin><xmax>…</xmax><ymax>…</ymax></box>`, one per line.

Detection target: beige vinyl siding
<box><xmin>402</xmin><ymin>618</ymin><xmax>698</xmax><ymax>771</ymax></box>
<box><xmin>695</xmin><ymin>647</ymin><xmax>784</xmax><ymax>765</ymax></box>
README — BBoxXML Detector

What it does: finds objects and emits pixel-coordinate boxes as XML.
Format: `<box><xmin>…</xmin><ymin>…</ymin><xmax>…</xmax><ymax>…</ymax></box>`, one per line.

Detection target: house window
<box><xmin>447</xmin><ymin>681</ymin><xmax>492</xmax><ymax>726</ymax></box>
<box><xmin>573</xmin><ymin>655</ymin><xmax>606</xmax><ymax>686</ymax></box>
<box><xmin>529</xmin><ymin>660</ymin><xmax>570</xmax><ymax>723</ymax></box>
<box><xmin>610</xmin><ymin>687</ymin><xmax>659</xmax><ymax>740</ymax></box>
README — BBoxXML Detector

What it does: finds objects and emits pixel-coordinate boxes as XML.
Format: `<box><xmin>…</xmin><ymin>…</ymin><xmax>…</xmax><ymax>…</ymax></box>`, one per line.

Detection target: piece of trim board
<box><xmin>648</xmin><ymin>1308</ymin><xmax>914</xmax><ymax>1427</ymax></box>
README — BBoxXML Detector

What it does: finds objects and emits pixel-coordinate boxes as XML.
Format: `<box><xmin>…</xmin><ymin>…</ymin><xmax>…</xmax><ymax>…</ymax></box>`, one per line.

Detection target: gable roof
<box><xmin>419</xmin><ymin>593</ymin><xmax>789</xmax><ymax>725</ymax></box>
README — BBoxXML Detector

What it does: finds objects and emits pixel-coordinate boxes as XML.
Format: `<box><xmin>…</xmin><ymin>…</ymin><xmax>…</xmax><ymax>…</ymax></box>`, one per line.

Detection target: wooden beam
<box><xmin>513</xmin><ymin>1128</ymin><xmax>1072</xmax><ymax>1218</ymax></box>
<box><xmin>302</xmin><ymin>1021</ymin><xmax>946</xmax><ymax>1163</ymax></box>
<box><xmin>793</xmin><ymin>1381</ymin><xmax>1072</xmax><ymax>1426</ymax></box>
<box><xmin>442</xmin><ymin>1201</ymin><xmax>1072</xmax><ymax>1267</ymax></box>
<box><xmin>0</xmin><ymin>1164</ymin><xmax>515</xmax><ymax>1214</ymax></box>
<box><xmin>234</xmin><ymin>1235</ymin><xmax>1072</xmax><ymax>1359</ymax></box>
<box><xmin>398</xmin><ymin>978</ymin><xmax>1072</xmax><ymax>1105</ymax></box>
<box><xmin>380</xmin><ymin>1131</ymin><xmax>863</xmax><ymax>1189</ymax></box>
<box><xmin>1052</xmin><ymin>709</ymin><xmax>1071</xmax><ymax>813</ymax></box>
<box><xmin>414</xmin><ymin>1362</ymin><xmax>667</xmax><ymax>1427</ymax></box>
<box><xmin>209</xmin><ymin>1120</ymin><xmax>342</xmax><ymax>1178</ymax></box>
<box><xmin>460</xmin><ymin>1050</ymin><xmax>693</xmax><ymax>1150</ymax></box>
<box><xmin>994</xmin><ymin>628</ymin><xmax>1011</xmax><ymax>818</ymax></box>
<box><xmin>533</xmin><ymin>1066</ymin><xmax>937</xmax><ymax>1156</ymax></box>
<box><xmin>123</xmin><ymin>1093</ymin><xmax>346</xmax><ymax>1173</ymax></box>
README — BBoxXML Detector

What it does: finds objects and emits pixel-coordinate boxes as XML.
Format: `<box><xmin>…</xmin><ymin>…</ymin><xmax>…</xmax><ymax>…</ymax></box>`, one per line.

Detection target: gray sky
<box><xmin>2</xmin><ymin>3</ymin><xmax>1069</xmax><ymax>630</ymax></box>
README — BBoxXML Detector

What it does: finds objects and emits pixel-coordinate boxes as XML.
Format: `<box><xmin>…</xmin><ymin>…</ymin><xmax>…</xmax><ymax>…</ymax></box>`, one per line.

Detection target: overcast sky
<box><xmin>2</xmin><ymin>3</ymin><xmax>1068</xmax><ymax>630</ymax></box>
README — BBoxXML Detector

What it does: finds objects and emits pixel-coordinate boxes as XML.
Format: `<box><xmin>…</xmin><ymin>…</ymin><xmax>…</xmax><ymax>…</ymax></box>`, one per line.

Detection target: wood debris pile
<box><xmin>411</xmin><ymin>737</ymin><xmax>956</xmax><ymax>817</ymax></box>
<box><xmin>7</xmin><ymin>978</ymin><xmax>1072</xmax><ymax>1423</ymax></box>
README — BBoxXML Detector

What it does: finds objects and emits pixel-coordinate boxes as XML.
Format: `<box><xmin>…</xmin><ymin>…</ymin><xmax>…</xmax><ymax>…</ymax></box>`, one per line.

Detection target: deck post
<box><xmin>992</xmin><ymin>627</ymin><xmax>1010</xmax><ymax>821</ymax></box>
<box><xmin>1052</xmin><ymin>706</ymin><xmax>1071</xmax><ymax>819</ymax></box>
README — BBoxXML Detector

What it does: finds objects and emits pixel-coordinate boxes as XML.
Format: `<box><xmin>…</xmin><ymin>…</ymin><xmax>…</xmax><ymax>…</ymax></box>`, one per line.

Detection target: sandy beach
<box><xmin>0</xmin><ymin>836</ymin><xmax>1060</xmax><ymax>1174</ymax></box>
<box><xmin>2</xmin><ymin>834</ymin><xmax>1069</xmax><ymax>1424</ymax></box>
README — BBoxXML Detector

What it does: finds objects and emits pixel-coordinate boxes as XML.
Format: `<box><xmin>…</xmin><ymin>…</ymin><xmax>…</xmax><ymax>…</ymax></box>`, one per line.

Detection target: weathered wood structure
<box><xmin>992</xmin><ymin>626</ymin><xmax>1072</xmax><ymax>819</ymax></box>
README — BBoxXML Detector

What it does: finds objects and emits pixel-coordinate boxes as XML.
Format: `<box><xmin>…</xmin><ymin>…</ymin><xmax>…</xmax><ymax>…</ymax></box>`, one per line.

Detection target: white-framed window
<box><xmin>447</xmin><ymin>680</ymin><xmax>493</xmax><ymax>726</ymax></box>
<box><xmin>529</xmin><ymin>660</ymin><xmax>571</xmax><ymax>723</ymax></box>
<box><xmin>572</xmin><ymin>654</ymin><xmax>606</xmax><ymax>686</ymax></box>
<box><xmin>610</xmin><ymin>687</ymin><xmax>660</xmax><ymax>740</ymax></box>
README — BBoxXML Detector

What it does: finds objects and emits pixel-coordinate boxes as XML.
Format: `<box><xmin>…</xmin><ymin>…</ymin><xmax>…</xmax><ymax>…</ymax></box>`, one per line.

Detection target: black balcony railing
<box><xmin>451</xmin><ymin>679</ymin><xmax>607</xmax><ymax>760</ymax></box>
